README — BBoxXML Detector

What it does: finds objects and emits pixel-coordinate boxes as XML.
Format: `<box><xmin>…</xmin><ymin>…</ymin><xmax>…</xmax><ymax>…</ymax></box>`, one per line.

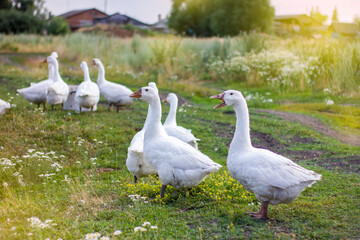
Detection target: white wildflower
<box><xmin>325</xmin><ymin>99</ymin><xmax>334</xmax><ymax>105</ymax></box>
<box><xmin>151</xmin><ymin>225</ymin><xmax>158</xmax><ymax>230</ymax></box>
<box><xmin>113</xmin><ymin>230</ymin><xmax>122</xmax><ymax>235</ymax></box>
<box><xmin>323</xmin><ymin>88</ymin><xmax>331</xmax><ymax>94</ymax></box>
<box><xmin>62</xmin><ymin>175</ymin><xmax>71</xmax><ymax>182</ymax></box>
<box><xmin>85</xmin><ymin>232</ymin><xmax>101</xmax><ymax>239</ymax></box>
<box><xmin>134</xmin><ymin>226</ymin><xmax>147</xmax><ymax>232</ymax></box>
<box><xmin>142</xmin><ymin>222</ymin><xmax>151</xmax><ymax>227</ymax></box>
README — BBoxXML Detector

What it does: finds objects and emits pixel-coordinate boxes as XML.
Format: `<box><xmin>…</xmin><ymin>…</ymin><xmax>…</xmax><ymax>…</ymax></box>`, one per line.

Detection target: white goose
<box><xmin>130</xmin><ymin>87</ymin><xmax>222</xmax><ymax>198</ymax></box>
<box><xmin>75</xmin><ymin>61</ymin><xmax>100</xmax><ymax>112</ymax></box>
<box><xmin>31</xmin><ymin>52</ymin><xmax>58</xmax><ymax>86</ymax></box>
<box><xmin>211</xmin><ymin>90</ymin><xmax>321</xmax><ymax>220</ymax></box>
<box><xmin>0</xmin><ymin>99</ymin><xmax>10</xmax><ymax>115</ymax></box>
<box><xmin>164</xmin><ymin>93</ymin><xmax>200</xmax><ymax>149</ymax></box>
<box><xmin>92</xmin><ymin>58</ymin><xmax>133</xmax><ymax>112</ymax></box>
<box><xmin>45</xmin><ymin>55</ymin><xmax>69</xmax><ymax>109</ymax></box>
<box><xmin>126</xmin><ymin>82</ymin><xmax>158</xmax><ymax>183</ymax></box>
<box><xmin>17</xmin><ymin>52</ymin><xmax>58</xmax><ymax>109</ymax></box>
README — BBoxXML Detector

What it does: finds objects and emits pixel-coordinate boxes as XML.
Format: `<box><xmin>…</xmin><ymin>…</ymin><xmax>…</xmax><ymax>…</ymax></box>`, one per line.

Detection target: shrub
<box><xmin>47</xmin><ymin>17</ymin><xmax>70</xmax><ymax>35</ymax></box>
<box><xmin>0</xmin><ymin>10</ymin><xmax>45</xmax><ymax>34</ymax></box>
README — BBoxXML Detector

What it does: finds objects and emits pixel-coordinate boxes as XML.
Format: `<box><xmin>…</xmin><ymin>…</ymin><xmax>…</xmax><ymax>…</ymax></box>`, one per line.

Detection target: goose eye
<box><xmin>230</xmin><ymin>93</ymin><xmax>233</xmax><ymax>95</ymax></box>
<box><xmin>145</xmin><ymin>89</ymin><xmax>149</xmax><ymax>92</ymax></box>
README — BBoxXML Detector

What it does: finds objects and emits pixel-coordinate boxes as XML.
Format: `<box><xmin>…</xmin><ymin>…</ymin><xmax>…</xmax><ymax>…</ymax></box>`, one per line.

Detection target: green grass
<box><xmin>1</xmin><ymin>38</ymin><xmax>360</xmax><ymax>239</ymax></box>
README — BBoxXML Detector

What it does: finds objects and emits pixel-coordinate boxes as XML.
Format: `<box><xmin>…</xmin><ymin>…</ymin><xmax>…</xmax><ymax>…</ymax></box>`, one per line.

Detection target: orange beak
<box><xmin>210</xmin><ymin>92</ymin><xmax>226</xmax><ymax>109</ymax></box>
<box><xmin>130</xmin><ymin>89</ymin><xmax>142</xmax><ymax>98</ymax></box>
<box><xmin>91</xmin><ymin>60</ymin><xmax>96</xmax><ymax>65</ymax></box>
<box><xmin>163</xmin><ymin>99</ymin><xmax>168</xmax><ymax>103</ymax></box>
<box><xmin>43</xmin><ymin>58</ymin><xmax>47</xmax><ymax>63</ymax></box>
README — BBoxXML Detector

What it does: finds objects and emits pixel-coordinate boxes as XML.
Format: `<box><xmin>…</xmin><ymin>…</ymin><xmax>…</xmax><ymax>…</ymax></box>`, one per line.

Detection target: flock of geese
<box><xmin>14</xmin><ymin>52</ymin><xmax>133</xmax><ymax>112</ymax></box>
<box><xmin>1</xmin><ymin>52</ymin><xmax>322</xmax><ymax>220</ymax></box>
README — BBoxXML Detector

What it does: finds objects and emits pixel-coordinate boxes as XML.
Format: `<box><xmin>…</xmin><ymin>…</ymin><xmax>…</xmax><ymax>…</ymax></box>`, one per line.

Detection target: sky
<box><xmin>44</xmin><ymin>0</ymin><xmax>360</xmax><ymax>24</ymax></box>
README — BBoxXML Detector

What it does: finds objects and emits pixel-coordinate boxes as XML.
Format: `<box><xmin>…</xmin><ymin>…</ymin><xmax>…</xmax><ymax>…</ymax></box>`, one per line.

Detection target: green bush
<box><xmin>0</xmin><ymin>9</ymin><xmax>45</xmax><ymax>34</ymax></box>
<box><xmin>47</xmin><ymin>17</ymin><xmax>70</xmax><ymax>35</ymax></box>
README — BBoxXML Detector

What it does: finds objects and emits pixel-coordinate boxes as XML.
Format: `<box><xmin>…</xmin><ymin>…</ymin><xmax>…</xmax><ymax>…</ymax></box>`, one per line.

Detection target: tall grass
<box><xmin>1</xmin><ymin>33</ymin><xmax>360</xmax><ymax>95</ymax></box>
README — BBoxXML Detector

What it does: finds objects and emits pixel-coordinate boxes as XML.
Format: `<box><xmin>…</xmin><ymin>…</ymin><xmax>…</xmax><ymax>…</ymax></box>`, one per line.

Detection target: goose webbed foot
<box><xmin>250</xmin><ymin>201</ymin><xmax>269</xmax><ymax>220</ymax></box>
<box><xmin>160</xmin><ymin>185</ymin><xmax>167</xmax><ymax>198</ymax></box>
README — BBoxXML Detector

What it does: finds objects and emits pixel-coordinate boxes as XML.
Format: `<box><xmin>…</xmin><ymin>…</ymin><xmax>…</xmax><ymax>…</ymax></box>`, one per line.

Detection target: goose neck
<box><xmin>164</xmin><ymin>99</ymin><xmax>177</xmax><ymax>126</ymax></box>
<box><xmin>48</xmin><ymin>65</ymin><xmax>54</xmax><ymax>80</ymax></box>
<box><xmin>144</xmin><ymin>96</ymin><xmax>167</xmax><ymax>140</ymax></box>
<box><xmin>229</xmin><ymin>101</ymin><xmax>252</xmax><ymax>153</ymax></box>
<box><xmin>97</xmin><ymin>63</ymin><xmax>105</xmax><ymax>84</ymax></box>
<box><xmin>142</xmin><ymin>105</ymin><xmax>152</xmax><ymax>130</ymax></box>
<box><xmin>51</xmin><ymin>60</ymin><xmax>61</xmax><ymax>82</ymax></box>
<box><xmin>83</xmin><ymin>66</ymin><xmax>91</xmax><ymax>82</ymax></box>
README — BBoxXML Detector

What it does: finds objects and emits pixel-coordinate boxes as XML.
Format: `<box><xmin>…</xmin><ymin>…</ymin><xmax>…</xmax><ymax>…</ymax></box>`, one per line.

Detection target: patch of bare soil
<box><xmin>0</xmin><ymin>55</ymin><xmax>12</xmax><ymax>64</ymax></box>
<box><xmin>256</xmin><ymin>109</ymin><xmax>360</xmax><ymax>147</ymax></box>
<box><xmin>212</xmin><ymin>121</ymin><xmax>322</xmax><ymax>160</ymax></box>
<box><xmin>318</xmin><ymin>156</ymin><xmax>360</xmax><ymax>173</ymax></box>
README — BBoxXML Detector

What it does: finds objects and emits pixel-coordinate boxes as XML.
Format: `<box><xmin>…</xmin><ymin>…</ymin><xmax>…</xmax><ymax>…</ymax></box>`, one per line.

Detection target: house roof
<box><xmin>275</xmin><ymin>14</ymin><xmax>322</xmax><ymax>27</ymax></box>
<box><xmin>94</xmin><ymin>12</ymin><xmax>150</xmax><ymax>26</ymax></box>
<box><xmin>59</xmin><ymin>8</ymin><xmax>107</xmax><ymax>19</ymax></box>
<box><xmin>330</xmin><ymin>22</ymin><xmax>359</xmax><ymax>35</ymax></box>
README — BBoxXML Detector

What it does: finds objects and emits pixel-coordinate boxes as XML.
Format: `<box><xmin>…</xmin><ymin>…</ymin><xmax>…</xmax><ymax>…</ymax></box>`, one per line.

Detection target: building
<box><xmin>150</xmin><ymin>15</ymin><xmax>170</xmax><ymax>33</ymax></box>
<box><xmin>93</xmin><ymin>13</ymin><xmax>150</xmax><ymax>29</ymax></box>
<box><xmin>59</xmin><ymin>8</ymin><xmax>108</xmax><ymax>31</ymax></box>
<box><xmin>329</xmin><ymin>22</ymin><xmax>359</xmax><ymax>38</ymax></box>
<box><xmin>274</xmin><ymin>14</ymin><xmax>322</xmax><ymax>36</ymax></box>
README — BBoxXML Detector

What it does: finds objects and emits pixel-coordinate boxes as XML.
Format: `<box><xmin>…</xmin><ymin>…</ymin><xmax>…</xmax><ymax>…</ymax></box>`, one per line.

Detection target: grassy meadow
<box><xmin>0</xmin><ymin>33</ymin><xmax>360</xmax><ymax>239</ymax></box>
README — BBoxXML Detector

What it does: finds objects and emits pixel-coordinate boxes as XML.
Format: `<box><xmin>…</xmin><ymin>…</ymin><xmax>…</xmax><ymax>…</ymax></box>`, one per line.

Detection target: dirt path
<box><xmin>256</xmin><ymin>109</ymin><xmax>360</xmax><ymax>147</ymax></box>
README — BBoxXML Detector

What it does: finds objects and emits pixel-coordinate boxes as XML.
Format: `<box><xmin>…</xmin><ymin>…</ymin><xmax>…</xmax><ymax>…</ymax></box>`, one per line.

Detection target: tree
<box><xmin>309</xmin><ymin>6</ymin><xmax>328</xmax><ymax>24</ymax></box>
<box><xmin>0</xmin><ymin>0</ymin><xmax>12</xmax><ymax>9</ymax></box>
<box><xmin>0</xmin><ymin>9</ymin><xmax>45</xmax><ymax>33</ymax></box>
<box><xmin>354</xmin><ymin>15</ymin><xmax>360</xmax><ymax>27</ymax></box>
<box><xmin>168</xmin><ymin>0</ymin><xmax>274</xmax><ymax>36</ymax></box>
<box><xmin>331</xmin><ymin>6</ymin><xmax>338</xmax><ymax>22</ymax></box>
<box><xmin>13</xmin><ymin>0</ymin><xmax>35</xmax><ymax>12</ymax></box>
<box><xmin>0</xmin><ymin>0</ymin><xmax>47</xmax><ymax>34</ymax></box>
<box><xmin>47</xmin><ymin>17</ymin><xmax>70</xmax><ymax>35</ymax></box>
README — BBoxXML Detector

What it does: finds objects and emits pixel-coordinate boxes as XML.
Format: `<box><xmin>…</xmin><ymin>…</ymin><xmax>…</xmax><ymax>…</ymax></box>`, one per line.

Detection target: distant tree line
<box><xmin>0</xmin><ymin>0</ymin><xmax>69</xmax><ymax>35</ymax></box>
<box><xmin>168</xmin><ymin>0</ymin><xmax>274</xmax><ymax>36</ymax></box>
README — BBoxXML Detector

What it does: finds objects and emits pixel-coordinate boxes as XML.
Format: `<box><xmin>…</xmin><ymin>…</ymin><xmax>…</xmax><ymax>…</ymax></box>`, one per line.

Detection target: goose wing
<box><xmin>237</xmin><ymin>148</ymin><xmax>321</xmax><ymax>190</ymax></box>
<box><xmin>145</xmin><ymin>136</ymin><xmax>221</xmax><ymax>172</ymax></box>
